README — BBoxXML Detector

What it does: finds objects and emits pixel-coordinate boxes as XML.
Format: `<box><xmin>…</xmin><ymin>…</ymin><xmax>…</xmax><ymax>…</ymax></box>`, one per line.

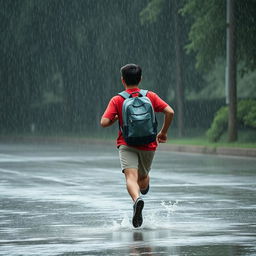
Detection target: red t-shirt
<box><xmin>102</xmin><ymin>88</ymin><xmax>169</xmax><ymax>151</ymax></box>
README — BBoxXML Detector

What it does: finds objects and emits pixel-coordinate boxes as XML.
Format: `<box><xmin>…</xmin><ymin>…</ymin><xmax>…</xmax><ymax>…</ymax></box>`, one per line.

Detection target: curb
<box><xmin>158</xmin><ymin>144</ymin><xmax>256</xmax><ymax>158</ymax></box>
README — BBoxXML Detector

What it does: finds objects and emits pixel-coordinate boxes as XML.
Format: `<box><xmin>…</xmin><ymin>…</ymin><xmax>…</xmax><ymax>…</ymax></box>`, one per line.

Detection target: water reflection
<box><xmin>130</xmin><ymin>231</ymin><xmax>153</xmax><ymax>255</ymax></box>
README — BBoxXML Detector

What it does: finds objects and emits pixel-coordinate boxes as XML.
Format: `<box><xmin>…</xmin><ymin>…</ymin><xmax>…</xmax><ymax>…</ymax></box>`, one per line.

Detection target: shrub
<box><xmin>244</xmin><ymin>109</ymin><xmax>256</xmax><ymax>128</ymax></box>
<box><xmin>207</xmin><ymin>99</ymin><xmax>256</xmax><ymax>142</ymax></box>
<box><xmin>238</xmin><ymin>99</ymin><xmax>256</xmax><ymax>128</ymax></box>
<box><xmin>206</xmin><ymin>107</ymin><xmax>228</xmax><ymax>142</ymax></box>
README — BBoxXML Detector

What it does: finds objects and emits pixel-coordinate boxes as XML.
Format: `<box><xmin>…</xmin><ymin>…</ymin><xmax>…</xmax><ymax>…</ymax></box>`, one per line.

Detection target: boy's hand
<box><xmin>100</xmin><ymin>115</ymin><xmax>118</xmax><ymax>127</ymax></box>
<box><xmin>157</xmin><ymin>131</ymin><xmax>167</xmax><ymax>143</ymax></box>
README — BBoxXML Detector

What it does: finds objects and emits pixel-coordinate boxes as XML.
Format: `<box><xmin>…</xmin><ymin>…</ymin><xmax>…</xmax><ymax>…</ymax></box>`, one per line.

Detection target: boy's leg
<box><xmin>118</xmin><ymin>145</ymin><xmax>146</xmax><ymax>228</ymax></box>
<box><xmin>123</xmin><ymin>169</ymin><xmax>150</xmax><ymax>199</ymax></box>
<box><xmin>123</xmin><ymin>167</ymin><xmax>144</xmax><ymax>228</ymax></box>
<box><xmin>138</xmin><ymin>175</ymin><xmax>150</xmax><ymax>191</ymax></box>
<box><xmin>119</xmin><ymin>146</ymin><xmax>140</xmax><ymax>201</ymax></box>
<box><xmin>137</xmin><ymin>150</ymin><xmax>155</xmax><ymax>194</ymax></box>
<box><xmin>123</xmin><ymin>168</ymin><xmax>140</xmax><ymax>202</ymax></box>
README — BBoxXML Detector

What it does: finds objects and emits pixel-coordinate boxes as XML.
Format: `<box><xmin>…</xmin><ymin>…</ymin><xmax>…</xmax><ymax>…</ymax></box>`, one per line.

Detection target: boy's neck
<box><xmin>125</xmin><ymin>85</ymin><xmax>139</xmax><ymax>90</ymax></box>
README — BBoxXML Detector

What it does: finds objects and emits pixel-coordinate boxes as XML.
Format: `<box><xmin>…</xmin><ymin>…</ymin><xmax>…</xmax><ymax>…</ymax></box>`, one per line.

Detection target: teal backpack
<box><xmin>118</xmin><ymin>89</ymin><xmax>157</xmax><ymax>145</ymax></box>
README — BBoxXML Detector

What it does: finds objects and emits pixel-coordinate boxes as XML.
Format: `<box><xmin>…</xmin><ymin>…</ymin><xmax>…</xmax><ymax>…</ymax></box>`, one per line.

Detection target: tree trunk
<box><xmin>173</xmin><ymin>0</ymin><xmax>184</xmax><ymax>137</ymax></box>
<box><xmin>227</xmin><ymin>0</ymin><xmax>237</xmax><ymax>141</ymax></box>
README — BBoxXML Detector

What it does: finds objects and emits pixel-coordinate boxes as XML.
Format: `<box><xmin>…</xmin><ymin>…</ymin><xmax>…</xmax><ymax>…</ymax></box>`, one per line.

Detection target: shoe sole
<box><xmin>132</xmin><ymin>199</ymin><xmax>144</xmax><ymax>228</ymax></box>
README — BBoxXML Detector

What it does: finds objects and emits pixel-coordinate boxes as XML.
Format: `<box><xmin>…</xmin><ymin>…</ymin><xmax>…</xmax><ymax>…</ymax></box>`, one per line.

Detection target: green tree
<box><xmin>140</xmin><ymin>0</ymin><xmax>186</xmax><ymax>136</ymax></box>
<box><xmin>0</xmin><ymin>0</ymin><xmax>203</xmax><ymax>135</ymax></box>
<box><xmin>181</xmin><ymin>0</ymin><xmax>256</xmax><ymax>72</ymax></box>
<box><xmin>182</xmin><ymin>0</ymin><xmax>256</xmax><ymax>141</ymax></box>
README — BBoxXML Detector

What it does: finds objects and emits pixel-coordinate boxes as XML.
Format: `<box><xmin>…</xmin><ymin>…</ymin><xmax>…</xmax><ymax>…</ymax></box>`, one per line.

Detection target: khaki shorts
<box><xmin>118</xmin><ymin>145</ymin><xmax>155</xmax><ymax>177</ymax></box>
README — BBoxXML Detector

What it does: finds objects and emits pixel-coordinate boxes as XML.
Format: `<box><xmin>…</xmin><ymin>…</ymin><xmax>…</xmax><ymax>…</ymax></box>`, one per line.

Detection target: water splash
<box><xmin>110</xmin><ymin>200</ymin><xmax>179</xmax><ymax>230</ymax></box>
<box><xmin>112</xmin><ymin>213</ymin><xmax>131</xmax><ymax>231</ymax></box>
<box><xmin>160</xmin><ymin>200</ymin><xmax>179</xmax><ymax>217</ymax></box>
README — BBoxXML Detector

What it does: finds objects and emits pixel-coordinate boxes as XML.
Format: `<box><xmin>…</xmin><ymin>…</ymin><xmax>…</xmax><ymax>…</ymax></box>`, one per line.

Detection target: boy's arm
<box><xmin>157</xmin><ymin>105</ymin><xmax>174</xmax><ymax>143</ymax></box>
<box><xmin>100</xmin><ymin>97</ymin><xmax>119</xmax><ymax>128</ymax></box>
<box><xmin>100</xmin><ymin>115</ymin><xmax>118</xmax><ymax>128</ymax></box>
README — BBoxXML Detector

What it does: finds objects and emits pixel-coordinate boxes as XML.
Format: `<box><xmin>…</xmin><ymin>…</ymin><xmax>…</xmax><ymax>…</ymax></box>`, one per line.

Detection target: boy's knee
<box><xmin>124</xmin><ymin>168</ymin><xmax>138</xmax><ymax>178</ymax></box>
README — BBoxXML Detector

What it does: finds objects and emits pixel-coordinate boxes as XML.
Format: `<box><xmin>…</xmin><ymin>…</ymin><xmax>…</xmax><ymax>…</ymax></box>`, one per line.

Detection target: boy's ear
<box><xmin>121</xmin><ymin>77</ymin><xmax>126</xmax><ymax>86</ymax></box>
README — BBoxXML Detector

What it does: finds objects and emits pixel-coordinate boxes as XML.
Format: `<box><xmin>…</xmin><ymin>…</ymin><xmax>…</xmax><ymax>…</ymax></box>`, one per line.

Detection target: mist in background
<box><xmin>1</xmin><ymin>0</ymin><xmax>255</xmax><ymax>141</ymax></box>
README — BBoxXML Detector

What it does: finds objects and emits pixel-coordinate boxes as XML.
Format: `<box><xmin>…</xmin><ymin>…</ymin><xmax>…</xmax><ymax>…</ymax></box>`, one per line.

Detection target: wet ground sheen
<box><xmin>0</xmin><ymin>142</ymin><xmax>256</xmax><ymax>256</ymax></box>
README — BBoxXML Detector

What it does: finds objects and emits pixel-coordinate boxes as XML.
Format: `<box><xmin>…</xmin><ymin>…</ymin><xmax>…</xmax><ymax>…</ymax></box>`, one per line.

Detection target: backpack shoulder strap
<box><xmin>139</xmin><ymin>89</ymin><xmax>148</xmax><ymax>97</ymax></box>
<box><xmin>118</xmin><ymin>91</ymin><xmax>130</xmax><ymax>99</ymax></box>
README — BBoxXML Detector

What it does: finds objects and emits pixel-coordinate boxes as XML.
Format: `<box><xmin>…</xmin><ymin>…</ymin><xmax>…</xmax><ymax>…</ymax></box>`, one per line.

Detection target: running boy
<box><xmin>100</xmin><ymin>64</ymin><xmax>174</xmax><ymax>228</ymax></box>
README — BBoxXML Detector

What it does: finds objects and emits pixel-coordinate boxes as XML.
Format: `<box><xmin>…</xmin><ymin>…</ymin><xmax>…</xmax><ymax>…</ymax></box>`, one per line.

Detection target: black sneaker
<box><xmin>132</xmin><ymin>197</ymin><xmax>144</xmax><ymax>228</ymax></box>
<box><xmin>140</xmin><ymin>184</ymin><xmax>150</xmax><ymax>195</ymax></box>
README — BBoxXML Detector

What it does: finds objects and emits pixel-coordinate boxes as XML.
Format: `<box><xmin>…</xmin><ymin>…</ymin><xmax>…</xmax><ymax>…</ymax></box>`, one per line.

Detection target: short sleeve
<box><xmin>149</xmin><ymin>92</ymin><xmax>169</xmax><ymax>112</ymax></box>
<box><xmin>102</xmin><ymin>97</ymin><xmax>118</xmax><ymax>121</ymax></box>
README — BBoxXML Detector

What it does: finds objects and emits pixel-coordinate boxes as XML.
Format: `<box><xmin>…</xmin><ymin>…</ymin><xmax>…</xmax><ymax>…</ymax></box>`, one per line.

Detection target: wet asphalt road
<box><xmin>0</xmin><ymin>142</ymin><xmax>256</xmax><ymax>256</ymax></box>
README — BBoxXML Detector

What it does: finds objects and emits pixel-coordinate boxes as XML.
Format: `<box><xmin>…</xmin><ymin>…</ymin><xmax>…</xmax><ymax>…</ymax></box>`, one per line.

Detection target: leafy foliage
<box><xmin>139</xmin><ymin>0</ymin><xmax>165</xmax><ymax>25</ymax></box>
<box><xmin>238</xmin><ymin>100</ymin><xmax>256</xmax><ymax>128</ymax></box>
<box><xmin>207</xmin><ymin>100</ymin><xmax>256</xmax><ymax>142</ymax></box>
<box><xmin>181</xmin><ymin>0</ymin><xmax>225</xmax><ymax>71</ymax></box>
<box><xmin>206</xmin><ymin>106</ymin><xmax>228</xmax><ymax>142</ymax></box>
<box><xmin>181</xmin><ymin>0</ymin><xmax>256</xmax><ymax>72</ymax></box>
<box><xmin>188</xmin><ymin>58</ymin><xmax>256</xmax><ymax>100</ymax></box>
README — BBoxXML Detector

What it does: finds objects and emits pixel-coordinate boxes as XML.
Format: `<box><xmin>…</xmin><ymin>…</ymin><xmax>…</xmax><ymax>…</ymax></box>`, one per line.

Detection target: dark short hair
<box><xmin>120</xmin><ymin>64</ymin><xmax>142</xmax><ymax>85</ymax></box>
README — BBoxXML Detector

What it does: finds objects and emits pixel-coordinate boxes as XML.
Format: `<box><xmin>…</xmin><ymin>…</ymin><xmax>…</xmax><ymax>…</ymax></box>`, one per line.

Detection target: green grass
<box><xmin>168</xmin><ymin>137</ymin><xmax>256</xmax><ymax>148</ymax></box>
<box><xmin>168</xmin><ymin>128</ymin><xmax>256</xmax><ymax>148</ymax></box>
